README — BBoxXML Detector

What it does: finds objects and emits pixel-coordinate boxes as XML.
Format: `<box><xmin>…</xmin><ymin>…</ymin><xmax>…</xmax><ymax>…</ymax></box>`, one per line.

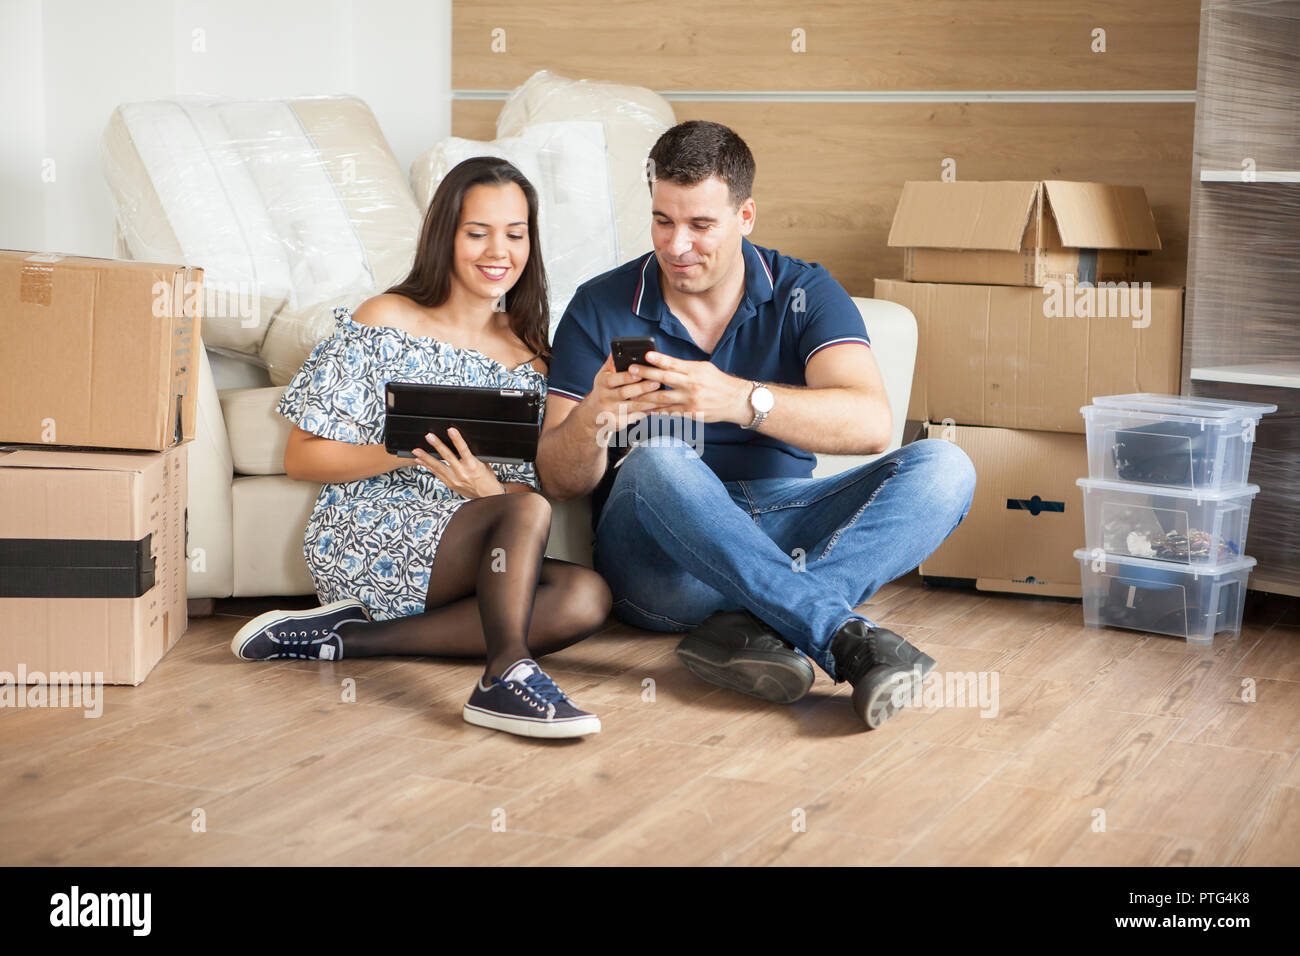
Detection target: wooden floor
<box><xmin>3</xmin><ymin>573</ymin><xmax>1299</xmax><ymax>866</ymax></box>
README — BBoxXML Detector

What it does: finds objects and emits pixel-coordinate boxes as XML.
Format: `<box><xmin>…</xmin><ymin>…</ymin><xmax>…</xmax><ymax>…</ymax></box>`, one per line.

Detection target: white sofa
<box><xmin>184</xmin><ymin>298</ymin><xmax>918</xmax><ymax>600</ymax></box>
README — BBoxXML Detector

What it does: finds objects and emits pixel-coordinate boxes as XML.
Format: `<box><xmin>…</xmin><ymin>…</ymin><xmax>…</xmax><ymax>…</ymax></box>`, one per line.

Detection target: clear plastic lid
<box><xmin>1076</xmin><ymin>476</ymin><xmax>1261</xmax><ymax>500</ymax></box>
<box><xmin>1088</xmin><ymin>393</ymin><xmax>1278</xmax><ymax>420</ymax></box>
<box><xmin>1073</xmin><ymin>548</ymin><xmax>1257</xmax><ymax>576</ymax></box>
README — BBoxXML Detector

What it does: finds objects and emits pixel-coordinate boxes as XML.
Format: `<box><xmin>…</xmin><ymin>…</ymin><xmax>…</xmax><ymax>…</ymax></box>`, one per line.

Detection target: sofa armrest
<box><xmin>813</xmin><ymin>297</ymin><xmax>918</xmax><ymax>477</ymax></box>
<box><xmin>186</xmin><ymin>344</ymin><xmax>236</xmax><ymax>598</ymax></box>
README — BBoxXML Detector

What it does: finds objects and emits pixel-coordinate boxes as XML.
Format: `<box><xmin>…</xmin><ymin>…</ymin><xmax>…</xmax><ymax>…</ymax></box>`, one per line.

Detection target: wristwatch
<box><xmin>745</xmin><ymin>382</ymin><xmax>774</xmax><ymax>430</ymax></box>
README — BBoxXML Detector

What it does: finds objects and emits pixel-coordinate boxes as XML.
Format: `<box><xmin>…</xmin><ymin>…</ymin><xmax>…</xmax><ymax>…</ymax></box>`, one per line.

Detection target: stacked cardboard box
<box><xmin>875</xmin><ymin>181</ymin><xmax>1183</xmax><ymax>597</ymax></box>
<box><xmin>0</xmin><ymin>251</ymin><xmax>202</xmax><ymax>684</ymax></box>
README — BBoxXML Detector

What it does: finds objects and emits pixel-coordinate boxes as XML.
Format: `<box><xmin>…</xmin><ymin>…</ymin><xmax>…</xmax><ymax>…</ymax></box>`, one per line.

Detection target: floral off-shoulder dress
<box><xmin>276</xmin><ymin>306</ymin><xmax>545</xmax><ymax>621</ymax></box>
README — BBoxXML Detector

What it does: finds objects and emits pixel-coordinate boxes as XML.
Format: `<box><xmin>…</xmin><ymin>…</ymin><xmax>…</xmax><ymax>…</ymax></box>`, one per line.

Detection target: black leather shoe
<box><xmin>859</xmin><ymin>626</ymin><xmax>938</xmax><ymax>680</ymax></box>
<box><xmin>831</xmin><ymin>619</ymin><xmax>936</xmax><ymax>729</ymax></box>
<box><xmin>675</xmin><ymin>610</ymin><xmax>815</xmax><ymax>704</ymax></box>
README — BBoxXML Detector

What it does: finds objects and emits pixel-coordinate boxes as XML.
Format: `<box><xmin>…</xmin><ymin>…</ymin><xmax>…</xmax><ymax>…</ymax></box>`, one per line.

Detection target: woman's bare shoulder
<box><xmin>350</xmin><ymin>294</ymin><xmax>418</xmax><ymax>330</ymax></box>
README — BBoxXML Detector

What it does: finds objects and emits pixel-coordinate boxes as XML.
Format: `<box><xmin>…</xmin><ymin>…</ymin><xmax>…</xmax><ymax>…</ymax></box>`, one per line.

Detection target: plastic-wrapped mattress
<box><xmin>102</xmin><ymin>95</ymin><xmax>421</xmax><ymax>385</ymax></box>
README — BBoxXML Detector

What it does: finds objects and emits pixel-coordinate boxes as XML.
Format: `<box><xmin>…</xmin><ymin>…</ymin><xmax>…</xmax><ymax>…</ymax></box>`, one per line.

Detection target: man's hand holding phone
<box><xmin>623</xmin><ymin>350</ymin><xmax>752</xmax><ymax>425</ymax></box>
<box><xmin>583</xmin><ymin>351</ymin><xmax>668</xmax><ymax>438</ymax></box>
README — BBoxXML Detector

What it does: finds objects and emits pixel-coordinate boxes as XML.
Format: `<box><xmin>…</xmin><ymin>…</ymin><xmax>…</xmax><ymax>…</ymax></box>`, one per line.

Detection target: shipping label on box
<box><xmin>875</xmin><ymin>277</ymin><xmax>1183</xmax><ymax>432</ymax></box>
<box><xmin>887</xmin><ymin>180</ymin><xmax>1163</xmax><ymax>287</ymax></box>
<box><xmin>0</xmin><ymin>250</ymin><xmax>203</xmax><ymax>452</ymax></box>
<box><xmin>920</xmin><ymin>423</ymin><xmax>1087</xmax><ymax>597</ymax></box>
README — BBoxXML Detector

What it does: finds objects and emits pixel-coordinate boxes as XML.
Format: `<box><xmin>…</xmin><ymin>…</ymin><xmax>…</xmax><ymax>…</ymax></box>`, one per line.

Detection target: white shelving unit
<box><xmin>1181</xmin><ymin>0</ymin><xmax>1300</xmax><ymax>597</ymax></box>
<box><xmin>1190</xmin><ymin>361</ymin><xmax>1300</xmax><ymax>389</ymax></box>
<box><xmin>1200</xmin><ymin>170</ymin><xmax>1300</xmax><ymax>182</ymax></box>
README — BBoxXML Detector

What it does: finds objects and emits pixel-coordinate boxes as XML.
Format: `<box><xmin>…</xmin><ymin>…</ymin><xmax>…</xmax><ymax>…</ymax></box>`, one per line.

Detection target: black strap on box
<box><xmin>0</xmin><ymin>534</ymin><xmax>155</xmax><ymax>598</ymax></box>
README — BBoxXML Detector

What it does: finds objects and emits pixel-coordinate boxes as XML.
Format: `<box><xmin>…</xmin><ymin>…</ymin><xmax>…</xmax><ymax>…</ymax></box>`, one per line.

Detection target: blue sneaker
<box><xmin>230</xmin><ymin>598</ymin><xmax>370</xmax><ymax>661</ymax></box>
<box><xmin>463</xmin><ymin>659</ymin><xmax>601</xmax><ymax>739</ymax></box>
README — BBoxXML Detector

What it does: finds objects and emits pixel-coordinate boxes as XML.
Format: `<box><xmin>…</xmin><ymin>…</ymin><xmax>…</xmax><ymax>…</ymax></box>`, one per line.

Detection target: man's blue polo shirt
<box><xmin>547</xmin><ymin>237</ymin><xmax>872</xmax><ymax>525</ymax></box>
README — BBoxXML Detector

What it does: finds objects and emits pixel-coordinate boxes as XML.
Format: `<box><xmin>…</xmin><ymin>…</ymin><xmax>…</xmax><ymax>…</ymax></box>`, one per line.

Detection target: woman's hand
<box><xmin>411</xmin><ymin>428</ymin><xmax>505</xmax><ymax>498</ymax></box>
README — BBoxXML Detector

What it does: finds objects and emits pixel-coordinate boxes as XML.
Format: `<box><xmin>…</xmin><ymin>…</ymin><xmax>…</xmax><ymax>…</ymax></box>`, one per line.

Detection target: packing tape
<box><xmin>0</xmin><ymin>534</ymin><xmax>155</xmax><ymax>598</ymax></box>
<box><xmin>1077</xmin><ymin>249</ymin><xmax>1098</xmax><ymax>286</ymax></box>
<box><xmin>19</xmin><ymin>263</ymin><xmax>54</xmax><ymax>306</ymax></box>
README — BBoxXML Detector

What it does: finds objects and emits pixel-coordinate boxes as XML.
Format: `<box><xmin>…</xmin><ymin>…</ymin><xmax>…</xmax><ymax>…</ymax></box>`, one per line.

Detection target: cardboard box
<box><xmin>887</xmin><ymin>181</ymin><xmax>1163</xmax><ymax>287</ymax></box>
<box><xmin>0</xmin><ymin>444</ymin><xmax>188</xmax><ymax>685</ymax></box>
<box><xmin>920</xmin><ymin>423</ymin><xmax>1086</xmax><ymax>597</ymax></box>
<box><xmin>0</xmin><ymin>250</ymin><xmax>202</xmax><ymax>452</ymax></box>
<box><xmin>875</xmin><ymin>278</ymin><xmax>1183</xmax><ymax>432</ymax></box>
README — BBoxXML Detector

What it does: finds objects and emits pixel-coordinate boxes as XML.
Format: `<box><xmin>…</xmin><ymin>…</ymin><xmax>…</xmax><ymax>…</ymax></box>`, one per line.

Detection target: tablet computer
<box><xmin>384</xmin><ymin>382</ymin><xmax>544</xmax><ymax>464</ymax></box>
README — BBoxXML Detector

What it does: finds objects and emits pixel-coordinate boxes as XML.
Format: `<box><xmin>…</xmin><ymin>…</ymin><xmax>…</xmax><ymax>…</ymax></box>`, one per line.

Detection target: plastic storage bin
<box><xmin>1077</xmin><ymin>477</ymin><xmax>1259</xmax><ymax>568</ymax></box>
<box><xmin>1073</xmin><ymin>548</ymin><xmax>1255</xmax><ymax>644</ymax></box>
<box><xmin>1081</xmin><ymin>394</ymin><xmax>1277</xmax><ymax>492</ymax></box>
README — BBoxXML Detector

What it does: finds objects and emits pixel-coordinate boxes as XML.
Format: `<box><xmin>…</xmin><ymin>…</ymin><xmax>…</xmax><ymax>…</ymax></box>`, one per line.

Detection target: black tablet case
<box><xmin>384</xmin><ymin>382</ymin><xmax>544</xmax><ymax>464</ymax></box>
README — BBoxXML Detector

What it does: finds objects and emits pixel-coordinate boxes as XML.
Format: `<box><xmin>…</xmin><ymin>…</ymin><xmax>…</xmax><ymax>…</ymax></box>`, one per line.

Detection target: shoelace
<box><xmin>494</xmin><ymin>670</ymin><xmax>570</xmax><ymax>712</ymax></box>
<box><xmin>520</xmin><ymin>670</ymin><xmax>569</xmax><ymax>705</ymax></box>
<box><xmin>836</xmin><ymin>628</ymin><xmax>889</xmax><ymax>684</ymax></box>
<box><xmin>265</xmin><ymin>627</ymin><xmax>338</xmax><ymax>657</ymax></box>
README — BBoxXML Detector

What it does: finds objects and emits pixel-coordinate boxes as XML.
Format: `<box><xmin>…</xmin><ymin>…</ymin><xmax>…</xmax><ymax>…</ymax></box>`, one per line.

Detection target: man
<box><xmin>536</xmin><ymin>121</ymin><xmax>975</xmax><ymax>729</ymax></box>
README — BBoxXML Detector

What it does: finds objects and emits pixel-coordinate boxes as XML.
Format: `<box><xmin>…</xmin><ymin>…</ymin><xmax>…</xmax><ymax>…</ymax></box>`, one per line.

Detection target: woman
<box><xmin>230</xmin><ymin>157</ymin><xmax>612</xmax><ymax>739</ymax></box>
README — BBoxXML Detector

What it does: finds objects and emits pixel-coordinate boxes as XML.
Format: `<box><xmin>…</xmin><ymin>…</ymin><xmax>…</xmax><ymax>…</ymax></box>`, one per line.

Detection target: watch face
<box><xmin>752</xmin><ymin>386</ymin><xmax>775</xmax><ymax>413</ymax></box>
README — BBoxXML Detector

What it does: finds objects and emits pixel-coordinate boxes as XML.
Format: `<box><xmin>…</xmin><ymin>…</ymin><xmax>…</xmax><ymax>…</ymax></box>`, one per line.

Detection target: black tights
<box><xmin>333</xmin><ymin>492</ymin><xmax>612</xmax><ymax>679</ymax></box>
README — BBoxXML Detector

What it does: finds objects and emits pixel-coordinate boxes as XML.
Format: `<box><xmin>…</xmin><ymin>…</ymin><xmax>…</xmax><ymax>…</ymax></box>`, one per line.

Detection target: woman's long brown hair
<box><xmin>386</xmin><ymin>157</ymin><xmax>551</xmax><ymax>362</ymax></box>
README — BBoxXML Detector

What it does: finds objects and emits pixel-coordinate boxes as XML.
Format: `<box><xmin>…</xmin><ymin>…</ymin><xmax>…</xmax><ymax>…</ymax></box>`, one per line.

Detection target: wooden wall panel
<box><xmin>453</xmin><ymin>100</ymin><xmax>1195</xmax><ymax>295</ymax></box>
<box><xmin>453</xmin><ymin>0</ymin><xmax>1199</xmax><ymax>91</ymax></box>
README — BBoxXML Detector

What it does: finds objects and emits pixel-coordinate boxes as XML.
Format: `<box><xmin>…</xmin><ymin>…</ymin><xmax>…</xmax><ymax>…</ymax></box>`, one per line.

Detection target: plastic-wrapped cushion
<box><xmin>217</xmin><ymin>100</ymin><xmax>370</xmax><ymax>310</ymax></box>
<box><xmin>101</xmin><ymin>94</ymin><xmax>420</xmax><ymax>374</ymax></box>
<box><xmin>290</xmin><ymin>97</ymin><xmax>419</xmax><ymax>295</ymax></box>
<box><xmin>103</xmin><ymin>101</ymin><xmax>290</xmax><ymax>353</ymax></box>
<box><xmin>410</xmin><ymin>121</ymin><xmax>620</xmax><ymax>340</ymax></box>
<box><xmin>259</xmin><ymin>98</ymin><xmax>422</xmax><ymax>384</ymax></box>
<box><xmin>495</xmin><ymin>70</ymin><xmax>675</xmax><ymax>265</ymax></box>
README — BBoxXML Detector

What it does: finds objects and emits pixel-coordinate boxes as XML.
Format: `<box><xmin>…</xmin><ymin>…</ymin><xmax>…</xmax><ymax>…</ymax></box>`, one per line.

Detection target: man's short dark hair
<box><xmin>647</xmin><ymin>121</ymin><xmax>755</xmax><ymax>209</ymax></box>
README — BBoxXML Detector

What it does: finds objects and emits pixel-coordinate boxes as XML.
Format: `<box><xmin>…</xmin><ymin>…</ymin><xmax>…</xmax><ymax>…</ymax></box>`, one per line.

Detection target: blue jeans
<box><xmin>592</xmin><ymin>436</ymin><xmax>977</xmax><ymax>681</ymax></box>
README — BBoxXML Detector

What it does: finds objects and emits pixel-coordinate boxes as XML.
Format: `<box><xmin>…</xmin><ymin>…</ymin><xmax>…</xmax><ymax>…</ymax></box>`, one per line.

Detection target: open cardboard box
<box><xmin>888</xmin><ymin>180</ymin><xmax>1162</xmax><ymax>287</ymax></box>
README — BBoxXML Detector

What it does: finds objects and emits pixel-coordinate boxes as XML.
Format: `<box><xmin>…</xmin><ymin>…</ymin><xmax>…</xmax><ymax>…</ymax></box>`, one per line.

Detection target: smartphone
<box><xmin>611</xmin><ymin>336</ymin><xmax>657</xmax><ymax>372</ymax></box>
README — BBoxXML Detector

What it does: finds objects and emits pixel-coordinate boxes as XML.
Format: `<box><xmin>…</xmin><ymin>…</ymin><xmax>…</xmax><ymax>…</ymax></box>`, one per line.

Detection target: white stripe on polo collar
<box><xmin>752</xmin><ymin>242</ymin><xmax>774</xmax><ymax>291</ymax></box>
<box><xmin>634</xmin><ymin>253</ymin><xmax>654</xmax><ymax>314</ymax></box>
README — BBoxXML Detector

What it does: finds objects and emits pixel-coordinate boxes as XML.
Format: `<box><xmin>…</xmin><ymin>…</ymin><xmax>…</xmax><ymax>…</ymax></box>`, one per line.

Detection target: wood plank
<box><xmin>1059</xmin><ymin>827</ymin><xmax>1210</xmax><ymax>865</ymax></box>
<box><xmin>729</xmin><ymin>827</ymin><xmax>906</xmax><ymax>865</ymax></box>
<box><xmin>1173</xmin><ymin>673</ymin><xmax>1300</xmax><ymax>754</ymax></box>
<box><xmin>894</xmin><ymin>780</ymin><xmax>1097</xmax><ymax>865</ymax></box>
<box><xmin>815</xmin><ymin>739</ymin><xmax>1010</xmax><ymax>842</ymax></box>
<box><xmin>565</xmin><ymin>773</ymin><xmax>814</xmax><ymax>865</ymax></box>
<box><xmin>453</xmin><ymin>0</ymin><xmax>1199</xmax><ymax>91</ymax></box>
<box><xmin>1227</xmin><ymin>785</ymin><xmax>1300</xmax><ymax>866</ymax></box>
<box><xmin>454</xmin><ymin>100</ymin><xmax>1195</xmax><ymax>292</ymax></box>
<box><xmin>1234</xmin><ymin>623</ymin><xmax>1300</xmax><ymax>683</ymax></box>
<box><xmin>1103</xmin><ymin>741</ymin><xmax>1289</xmax><ymax>862</ymax></box>
<box><xmin>994</xmin><ymin>700</ymin><xmax>1183</xmax><ymax>800</ymax></box>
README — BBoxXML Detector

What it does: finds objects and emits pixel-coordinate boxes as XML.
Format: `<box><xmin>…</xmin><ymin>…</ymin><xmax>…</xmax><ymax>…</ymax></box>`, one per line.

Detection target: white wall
<box><xmin>0</xmin><ymin>0</ymin><xmax>451</xmax><ymax>257</ymax></box>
